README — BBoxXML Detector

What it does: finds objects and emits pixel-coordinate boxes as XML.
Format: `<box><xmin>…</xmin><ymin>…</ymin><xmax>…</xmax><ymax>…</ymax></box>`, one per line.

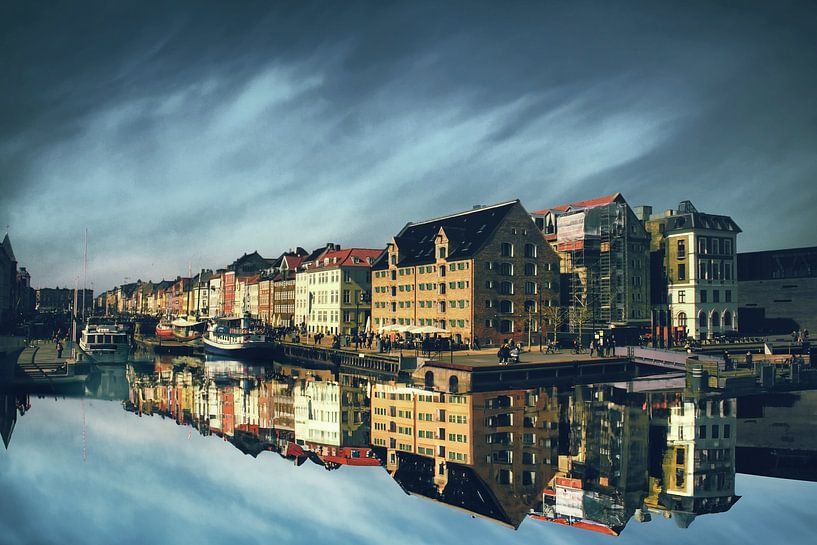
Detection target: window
<box><xmin>700</xmin><ymin>290</ymin><xmax>707</xmax><ymax>303</ymax></box>
<box><xmin>499</xmin><ymin>281</ymin><xmax>513</xmax><ymax>295</ymax></box>
<box><xmin>524</xmin><ymin>263</ymin><xmax>536</xmax><ymax>276</ymax></box>
<box><xmin>678</xmin><ymin>312</ymin><xmax>687</xmax><ymax>328</ymax></box>
<box><xmin>500</xmin><ymin>243</ymin><xmax>513</xmax><ymax>257</ymax></box>
<box><xmin>524</xmin><ymin>243</ymin><xmax>536</xmax><ymax>258</ymax></box>
<box><xmin>678</xmin><ymin>263</ymin><xmax>686</xmax><ymax>281</ymax></box>
<box><xmin>724</xmin><ymin>239</ymin><xmax>732</xmax><ymax>255</ymax></box>
<box><xmin>525</xmin><ymin>282</ymin><xmax>537</xmax><ymax>295</ymax></box>
<box><xmin>500</xmin><ymin>262</ymin><xmax>513</xmax><ymax>276</ymax></box>
<box><xmin>699</xmin><ymin>425</ymin><xmax>707</xmax><ymax>439</ymax></box>
<box><xmin>439</xmin><ymin>301</ymin><xmax>446</xmax><ymax>313</ymax></box>
<box><xmin>677</xmin><ymin>239</ymin><xmax>686</xmax><ymax>258</ymax></box>
<box><xmin>713</xmin><ymin>290</ymin><xmax>720</xmax><ymax>303</ymax></box>
<box><xmin>439</xmin><ymin>265</ymin><xmax>446</xmax><ymax>277</ymax></box>
<box><xmin>725</xmin><ymin>290</ymin><xmax>732</xmax><ymax>302</ymax></box>
<box><xmin>676</xmin><ymin>448</ymin><xmax>685</xmax><ymax>465</ymax></box>
<box><xmin>343</xmin><ymin>290</ymin><xmax>351</xmax><ymax>304</ymax></box>
<box><xmin>723</xmin><ymin>311</ymin><xmax>732</xmax><ymax>327</ymax></box>
<box><xmin>499</xmin><ymin>300</ymin><xmax>513</xmax><ymax>313</ymax></box>
<box><xmin>698</xmin><ymin>236</ymin><xmax>708</xmax><ymax>254</ymax></box>
<box><xmin>439</xmin><ymin>283</ymin><xmax>446</xmax><ymax>295</ymax></box>
<box><xmin>439</xmin><ymin>247</ymin><xmax>447</xmax><ymax>258</ymax></box>
<box><xmin>678</xmin><ymin>290</ymin><xmax>685</xmax><ymax>303</ymax></box>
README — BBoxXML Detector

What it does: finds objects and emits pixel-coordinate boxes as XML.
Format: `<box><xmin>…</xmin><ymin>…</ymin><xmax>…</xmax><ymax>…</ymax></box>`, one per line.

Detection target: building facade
<box><xmin>531</xmin><ymin>193</ymin><xmax>651</xmax><ymax>334</ymax></box>
<box><xmin>736</xmin><ymin>246</ymin><xmax>817</xmax><ymax>336</ymax></box>
<box><xmin>644</xmin><ymin>201</ymin><xmax>741</xmax><ymax>341</ymax></box>
<box><xmin>294</xmin><ymin>248</ymin><xmax>379</xmax><ymax>335</ymax></box>
<box><xmin>371</xmin><ymin>200</ymin><xmax>560</xmax><ymax>346</ymax></box>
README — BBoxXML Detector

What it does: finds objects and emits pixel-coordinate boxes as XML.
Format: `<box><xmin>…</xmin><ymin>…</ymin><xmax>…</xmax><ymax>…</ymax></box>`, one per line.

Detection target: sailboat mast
<box><xmin>82</xmin><ymin>228</ymin><xmax>87</xmax><ymax>321</ymax></box>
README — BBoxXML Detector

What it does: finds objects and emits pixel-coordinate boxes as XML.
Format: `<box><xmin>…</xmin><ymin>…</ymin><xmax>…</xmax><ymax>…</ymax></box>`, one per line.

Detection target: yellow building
<box><xmin>371</xmin><ymin>200</ymin><xmax>560</xmax><ymax>346</ymax></box>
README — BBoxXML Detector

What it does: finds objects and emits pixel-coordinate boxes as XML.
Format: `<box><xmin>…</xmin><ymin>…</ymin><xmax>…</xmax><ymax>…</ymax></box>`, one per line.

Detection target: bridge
<box><xmin>614</xmin><ymin>346</ymin><xmax>724</xmax><ymax>371</ymax></box>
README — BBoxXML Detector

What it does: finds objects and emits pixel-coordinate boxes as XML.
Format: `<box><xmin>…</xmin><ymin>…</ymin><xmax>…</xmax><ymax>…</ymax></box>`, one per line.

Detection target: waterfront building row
<box><xmin>93</xmin><ymin>194</ymin><xmax>817</xmax><ymax>342</ymax></box>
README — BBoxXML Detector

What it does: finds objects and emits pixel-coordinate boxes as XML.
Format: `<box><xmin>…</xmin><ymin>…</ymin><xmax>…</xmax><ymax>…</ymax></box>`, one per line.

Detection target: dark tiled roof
<box><xmin>665</xmin><ymin>212</ymin><xmax>742</xmax><ymax>233</ymax></box>
<box><xmin>372</xmin><ymin>200</ymin><xmax>519</xmax><ymax>270</ymax></box>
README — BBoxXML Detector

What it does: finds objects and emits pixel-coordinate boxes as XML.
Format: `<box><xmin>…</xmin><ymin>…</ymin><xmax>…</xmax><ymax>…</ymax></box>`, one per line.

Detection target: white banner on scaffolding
<box><xmin>557</xmin><ymin>211</ymin><xmax>586</xmax><ymax>242</ymax></box>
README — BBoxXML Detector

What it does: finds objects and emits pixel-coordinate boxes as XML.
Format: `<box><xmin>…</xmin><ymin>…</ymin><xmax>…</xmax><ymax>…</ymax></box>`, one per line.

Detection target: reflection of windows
<box><xmin>676</xmin><ymin>448</ymin><xmax>685</xmax><ymax>465</ymax></box>
<box><xmin>675</xmin><ymin>468</ymin><xmax>685</xmax><ymax>488</ymax></box>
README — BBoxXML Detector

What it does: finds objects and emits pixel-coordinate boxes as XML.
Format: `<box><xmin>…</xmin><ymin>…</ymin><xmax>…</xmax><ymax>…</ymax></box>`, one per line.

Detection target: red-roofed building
<box><xmin>531</xmin><ymin>193</ymin><xmax>650</xmax><ymax>335</ymax></box>
<box><xmin>294</xmin><ymin>247</ymin><xmax>381</xmax><ymax>335</ymax></box>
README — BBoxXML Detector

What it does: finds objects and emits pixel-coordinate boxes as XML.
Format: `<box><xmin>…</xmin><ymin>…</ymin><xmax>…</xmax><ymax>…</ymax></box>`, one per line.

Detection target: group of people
<box><xmin>497</xmin><ymin>339</ymin><xmax>520</xmax><ymax>364</ymax></box>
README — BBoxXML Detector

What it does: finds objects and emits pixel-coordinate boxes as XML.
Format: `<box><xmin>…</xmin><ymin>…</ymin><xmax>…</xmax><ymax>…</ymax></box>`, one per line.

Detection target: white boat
<box><xmin>79</xmin><ymin>321</ymin><xmax>130</xmax><ymax>364</ymax></box>
<box><xmin>202</xmin><ymin>314</ymin><xmax>274</xmax><ymax>359</ymax></box>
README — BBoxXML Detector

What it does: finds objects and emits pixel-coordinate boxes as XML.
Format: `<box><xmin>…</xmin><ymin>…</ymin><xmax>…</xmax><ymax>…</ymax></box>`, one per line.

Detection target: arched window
<box><xmin>698</xmin><ymin>311</ymin><xmax>707</xmax><ymax>330</ymax></box>
<box><xmin>677</xmin><ymin>312</ymin><xmax>687</xmax><ymax>328</ymax></box>
<box><xmin>723</xmin><ymin>310</ymin><xmax>732</xmax><ymax>328</ymax></box>
<box><xmin>424</xmin><ymin>371</ymin><xmax>434</xmax><ymax>388</ymax></box>
<box><xmin>449</xmin><ymin>376</ymin><xmax>459</xmax><ymax>394</ymax></box>
<box><xmin>711</xmin><ymin>311</ymin><xmax>720</xmax><ymax>328</ymax></box>
<box><xmin>499</xmin><ymin>300</ymin><xmax>513</xmax><ymax>313</ymax></box>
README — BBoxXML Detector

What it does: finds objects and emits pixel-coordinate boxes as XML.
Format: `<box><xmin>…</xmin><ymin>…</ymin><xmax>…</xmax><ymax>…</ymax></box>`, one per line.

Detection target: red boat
<box><xmin>155</xmin><ymin>320</ymin><xmax>173</xmax><ymax>339</ymax></box>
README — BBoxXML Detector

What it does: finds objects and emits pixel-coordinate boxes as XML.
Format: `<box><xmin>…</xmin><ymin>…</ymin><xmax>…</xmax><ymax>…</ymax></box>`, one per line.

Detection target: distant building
<box><xmin>36</xmin><ymin>288</ymin><xmax>93</xmax><ymax>312</ymax></box>
<box><xmin>531</xmin><ymin>193</ymin><xmax>651</xmax><ymax>334</ymax></box>
<box><xmin>737</xmin><ymin>246</ymin><xmax>817</xmax><ymax>335</ymax></box>
<box><xmin>644</xmin><ymin>201</ymin><xmax>741</xmax><ymax>341</ymax></box>
<box><xmin>371</xmin><ymin>200</ymin><xmax>560</xmax><ymax>346</ymax></box>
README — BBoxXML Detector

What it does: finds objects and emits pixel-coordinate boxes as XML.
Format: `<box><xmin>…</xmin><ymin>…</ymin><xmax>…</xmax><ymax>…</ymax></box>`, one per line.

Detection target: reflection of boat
<box><xmin>204</xmin><ymin>356</ymin><xmax>266</xmax><ymax>382</ymax></box>
<box><xmin>202</xmin><ymin>314</ymin><xmax>274</xmax><ymax>359</ymax></box>
<box><xmin>171</xmin><ymin>317</ymin><xmax>207</xmax><ymax>341</ymax></box>
<box><xmin>79</xmin><ymin>320</ymin><xmax>130</xmax><ymax>364</ymax></box>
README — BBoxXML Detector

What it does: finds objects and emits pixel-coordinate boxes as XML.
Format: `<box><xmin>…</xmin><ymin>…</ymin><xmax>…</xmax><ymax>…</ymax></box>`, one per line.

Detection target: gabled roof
<box><xmin>281</xmin><ymin>255</ymin><xmax>304</xmax><ymax>270</ymax></box>
<box><xmin>311</xmin><ymin>248</ymin><xmax>381</xmax><ymax>270</ymax></box>
<box><xmin>1</xmin><ymin>234</ymin><xmax>16</xmax><ymax>262</ymax></box>
<box><xmin>531</xmin><ymin>193</ymin><xmax>621</xmax><ymax>217</ymax></box>
<box><xmin>373</xmin><ymin>200</ymin><xmax>519</xmax><ymax>269</ymax></box>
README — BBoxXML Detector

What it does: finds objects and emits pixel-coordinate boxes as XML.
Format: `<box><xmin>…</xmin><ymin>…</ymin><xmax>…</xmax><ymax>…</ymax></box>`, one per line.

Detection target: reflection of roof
<box><xmin>392</xmin><ymin>452</ymin><xmax>518</xmax><ymax>528</ymax></box>
<box><xmin>171</xmin><ymin>318</ymin><xmax>204</xmax><ymax>327</ymax></box>
<box><xmin>0</xmin><ymin>394</ymin><xmax>17</xmax><ymax>449</ymax></box>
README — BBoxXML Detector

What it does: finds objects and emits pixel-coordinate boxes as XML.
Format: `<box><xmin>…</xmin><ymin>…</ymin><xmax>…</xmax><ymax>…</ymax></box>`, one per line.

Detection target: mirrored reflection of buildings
<box><xmin>102</xmin><ymin>356</ymin><xmax>776</xmax><ymax>536</ymax></box>
<box><xmin>124</xmin><ymin>357</ymin><xmax>379</xmax><ymax>468</ymax></box>
<box><xmin>371</xmin><ymin>379</ymin><xmax>740</xmax><ymax>535</ymax></box>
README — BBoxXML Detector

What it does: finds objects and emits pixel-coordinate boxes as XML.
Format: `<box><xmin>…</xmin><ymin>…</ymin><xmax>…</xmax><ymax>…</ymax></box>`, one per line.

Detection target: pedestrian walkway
<box><xmin>15</xmin><ymin>341</ymin><xmax>73</xmax><ymax>380</ymax></box>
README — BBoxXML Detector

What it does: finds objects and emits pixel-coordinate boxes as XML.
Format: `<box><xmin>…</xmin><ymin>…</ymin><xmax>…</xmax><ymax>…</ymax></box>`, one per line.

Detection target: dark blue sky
<box><xmin>2</xmin><ymin>1</ymin><xmax>816</xmax><ymax>291</ymax></box>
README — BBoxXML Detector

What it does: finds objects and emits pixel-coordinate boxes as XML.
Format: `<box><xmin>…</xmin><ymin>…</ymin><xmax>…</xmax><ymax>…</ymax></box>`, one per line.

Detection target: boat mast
<box><xmin>82</xmin><ymin>227</ymin><xmax>87</xmax><ymax>321</ymax></box>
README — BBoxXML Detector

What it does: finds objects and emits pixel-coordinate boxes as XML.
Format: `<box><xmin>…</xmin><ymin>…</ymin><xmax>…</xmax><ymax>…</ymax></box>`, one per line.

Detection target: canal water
<box><xmin>1</xmin><ymin>356</ymin><xmax>816</xmax><ymax>545</ymax></box>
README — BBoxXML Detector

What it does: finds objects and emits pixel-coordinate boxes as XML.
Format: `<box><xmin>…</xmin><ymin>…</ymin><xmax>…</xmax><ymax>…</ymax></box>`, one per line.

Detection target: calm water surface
<box><xmin>1</xmin><ymin>359</ymin><xmax>816</xmax><ymax>545</ymax></box>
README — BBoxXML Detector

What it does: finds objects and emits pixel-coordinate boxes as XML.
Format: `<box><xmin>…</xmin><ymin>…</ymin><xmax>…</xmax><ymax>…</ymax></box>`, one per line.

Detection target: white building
<box><xmin>647</xmin><ymin>201</ymin><xmax>741</xmax><ymax>340</ymax></box>
<box><xmin>208</xmin><ymin>275</ymin><xmax>223</xmax><ymax>318</ymax></box>
<box><xmin>293</xmin><ymin>248</ymin><xmax>380</xmax><ymax>335</ymax></box>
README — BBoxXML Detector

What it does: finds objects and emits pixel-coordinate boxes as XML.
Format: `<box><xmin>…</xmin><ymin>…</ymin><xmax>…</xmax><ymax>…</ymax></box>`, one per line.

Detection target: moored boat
<box><xmin>202</xmin><ymin>314</ymin><xmax>274</xmax><ymax>359</ymax></box>
<box><xmin>171</xmin><ymin>317</ymin><xmax>207</xmax><ymax>341</ymax></box>
<box><xmin>79</xmin><ymin>320</ymin><xmax>130</xmax><ymax>364</ymax></box>
<box><xmin>155</xmin><ymin>319</ymin><xmax>174</xmax><ymax>339</ymax></box>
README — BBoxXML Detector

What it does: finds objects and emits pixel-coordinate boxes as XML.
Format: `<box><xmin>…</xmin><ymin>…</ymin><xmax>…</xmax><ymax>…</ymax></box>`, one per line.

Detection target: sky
<box><xmin>2</xmin><ymin>397</ymin><xmax>817</xmax><ymax>545</ymax></box>
<box><xmin>2</xmin><ymin>0</ymin><xmax>816</xmax><ymax>292</ymax></box>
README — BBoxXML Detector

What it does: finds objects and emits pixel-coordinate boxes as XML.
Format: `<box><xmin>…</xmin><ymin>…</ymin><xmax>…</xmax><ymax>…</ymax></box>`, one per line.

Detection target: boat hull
<box><xmin>202</xmin><ymin>335</ymin><xmax>275</xmax><ymax>360</ymax></box>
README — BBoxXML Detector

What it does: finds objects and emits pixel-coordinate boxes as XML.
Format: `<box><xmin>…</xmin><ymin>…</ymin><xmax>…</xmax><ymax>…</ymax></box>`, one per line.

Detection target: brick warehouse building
<box><xmin>371</xmin><ymin>200</ymin><xmax>560</xmax><ymax>347</ymax></box>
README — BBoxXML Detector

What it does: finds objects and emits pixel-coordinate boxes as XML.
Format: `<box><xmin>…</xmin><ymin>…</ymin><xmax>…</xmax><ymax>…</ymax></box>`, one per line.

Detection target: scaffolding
<box><xmin>562</xmin><ymin>201</ymin><xmax>629</xmax><ymax>338</ymax></box>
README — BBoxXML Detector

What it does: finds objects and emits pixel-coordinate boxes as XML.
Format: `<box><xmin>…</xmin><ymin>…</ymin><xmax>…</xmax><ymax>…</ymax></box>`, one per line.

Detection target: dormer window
<box><xmin>439</xmin><ymin>247</ymin><xmax>447</xmax><ymax>259</ymax></box>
